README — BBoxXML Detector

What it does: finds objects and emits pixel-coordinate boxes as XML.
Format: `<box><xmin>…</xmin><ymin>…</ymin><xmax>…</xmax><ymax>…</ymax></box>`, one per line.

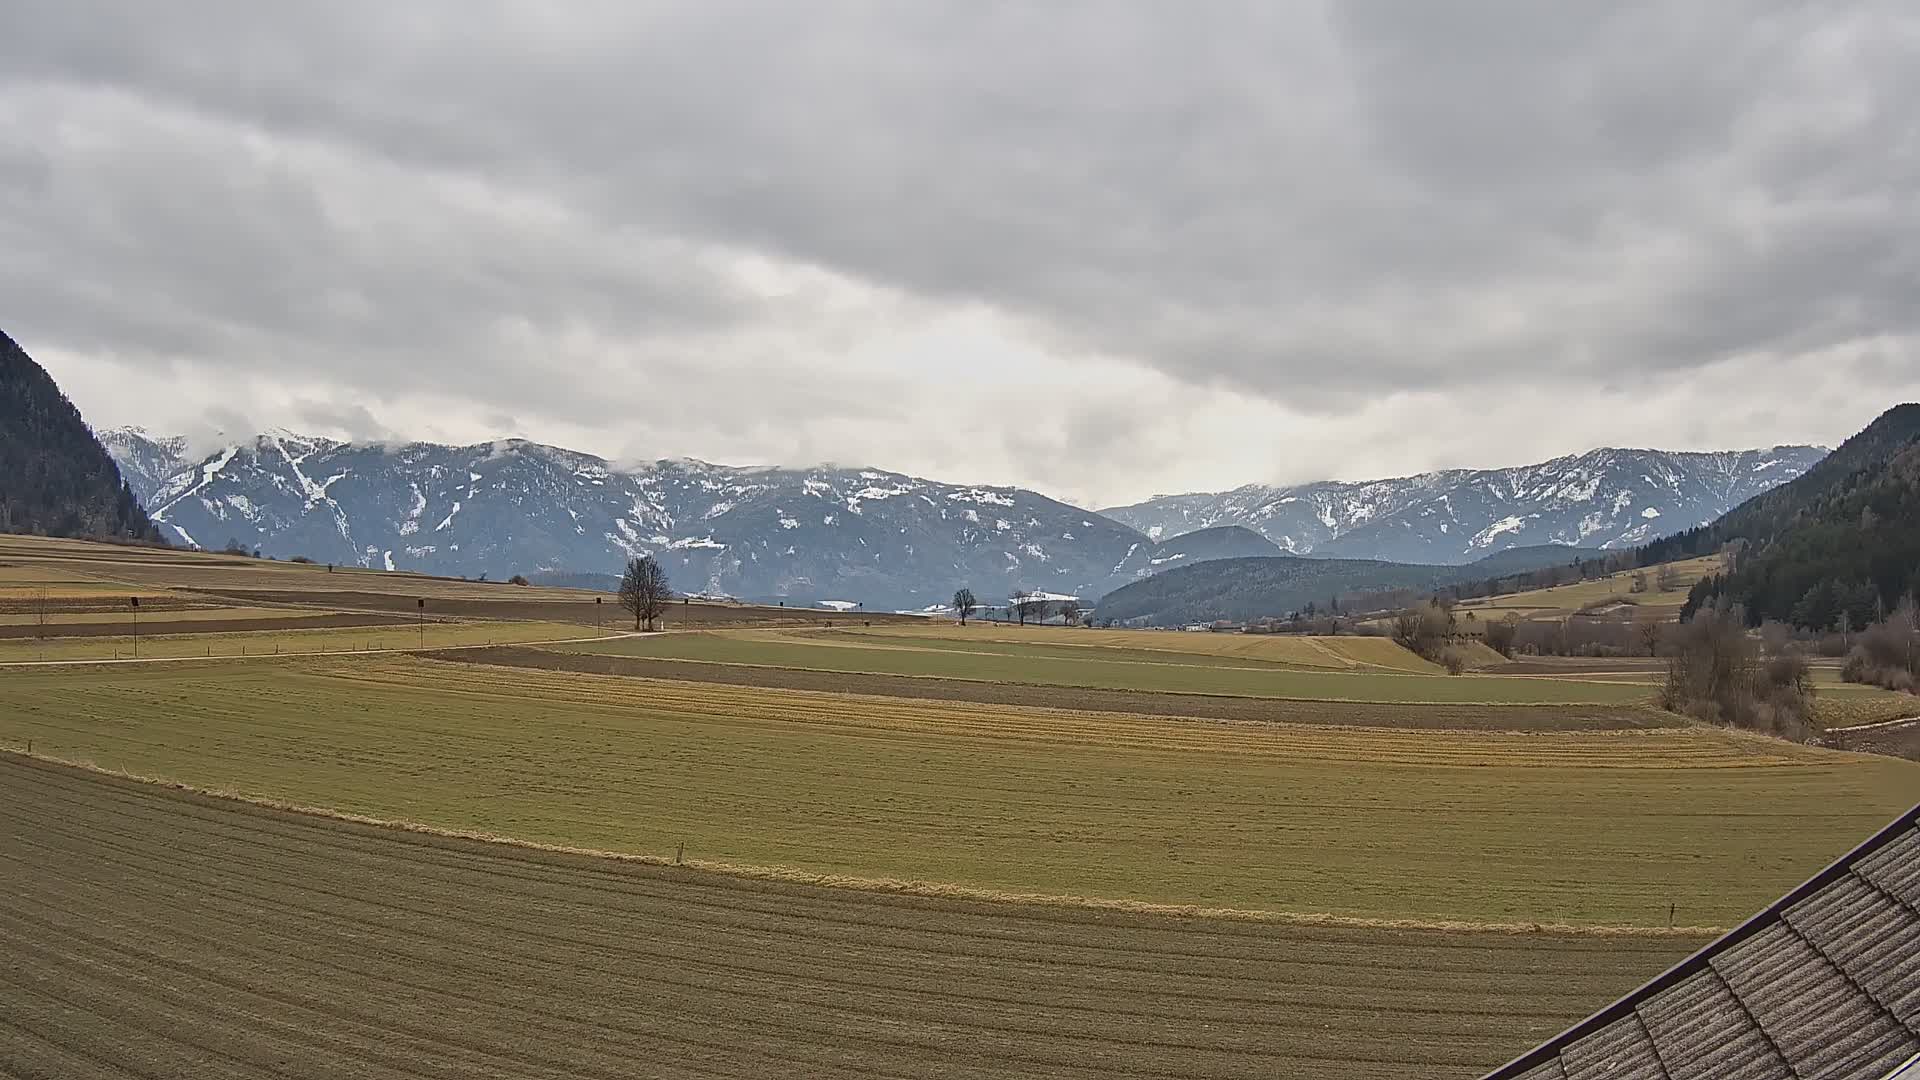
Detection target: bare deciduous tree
<box><xmin>952</xmin><ymin>587</ymin><xmax>976</xmax><ymax>626</ymax></box>
<box><xmin>1011</xmin><ymin>590</ymin><xmax>1041</xmax><ymax>626</ymax></box>
<box><xmin>619</xmin><ymin>556</ymin><xmax>672</xmax><ymax>631</ymax></box>
<box><xmin>1391</xmin><ymin>603</ymin><xmax>1451</xmax><ymax>660</ymax></box>
<box><xmin>1636</xmin><ymin>615</ymin><xmax>1666</xmax><ymax>658</ymax></box>
<box><xmin>1057</xmin><ymin>599</ymin><xmax>1082</xmax><ymax>626</ymax></box>
<box><xmin>1655</xmin><ymin>563</ymin><xmax>1681</xmax><ymax>593</ymax></box>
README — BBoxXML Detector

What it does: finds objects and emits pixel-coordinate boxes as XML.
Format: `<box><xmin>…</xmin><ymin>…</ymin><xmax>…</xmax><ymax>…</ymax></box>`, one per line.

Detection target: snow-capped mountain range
<box><xmin>1098</xmin><ymin>446</ymin><xmax>1827</xmax><ymax>565</ymax></box>
<box><xmin>102</xmin><ymin>428</ymin><xmax>1281</xmax><ymax>608</ymax></box>
<box><xmin>103</xmin><ymin>429</ymin><xmax>1824</xmax><ymax>608</ymax></box>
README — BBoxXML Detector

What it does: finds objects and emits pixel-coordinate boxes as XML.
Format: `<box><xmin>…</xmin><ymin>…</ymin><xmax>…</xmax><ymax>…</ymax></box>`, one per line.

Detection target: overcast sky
<box><xmin>4</xmin><ymin>2</ymin><xmax>1917</xmax><ymax>508</ymax></box>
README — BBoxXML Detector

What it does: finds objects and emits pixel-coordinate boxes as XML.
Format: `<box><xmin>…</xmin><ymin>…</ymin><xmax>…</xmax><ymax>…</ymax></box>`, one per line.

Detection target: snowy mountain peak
<box><xmin>1099</xmin><ymin>445</ymin><xmax>1828</xmax><ymax>564</ymax></box>
<box><xmin>106</xmin><ymin>430</ymin><xmax>1826</xmax><ymax>604</ymax></box>
<box><xmin>105</xmin><ymin>429</ymin><xmax>1197</xmax><ymax>608</ymax></box>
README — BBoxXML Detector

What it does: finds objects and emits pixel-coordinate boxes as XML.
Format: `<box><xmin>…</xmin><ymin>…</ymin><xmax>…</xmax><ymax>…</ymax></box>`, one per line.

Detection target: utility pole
<box><xmin>595</xmin><ymin>596</ymin><xmax>603</xmax><ymax>636</ymax></box>
<box><xmin>130</xmin><ymin>596</ymin><xmax>139</xmax><ymax>658</ymax></box>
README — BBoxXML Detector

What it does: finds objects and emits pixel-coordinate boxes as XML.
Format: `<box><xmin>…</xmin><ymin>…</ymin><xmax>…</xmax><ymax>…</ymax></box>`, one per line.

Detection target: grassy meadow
<box><xmin>3</xmin><ymin>655</ymin><xmax>1914</xmax><ymax>927</ymax></box>
<box><xmin>1454</xmin><ymin>554</ymin><xmax>1726</xmax><ymax>620</ymax></box>
<box><xmin>0</xmin><ymin>618</ymin><xmax>600</xmax><ymax>661</ymax></box>
<box><xmin>549</xmin><ymin>628</ymin><xmax>1658</xmax><ymax>704</ymax></box>
<box><xmin>5</xmin><ymin>535</ymin><xmax>1917</xmax><ymax>1078</ymax></box>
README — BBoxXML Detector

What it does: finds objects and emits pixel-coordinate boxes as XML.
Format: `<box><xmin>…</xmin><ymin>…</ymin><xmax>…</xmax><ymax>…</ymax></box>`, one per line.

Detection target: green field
<box><xmin>549</xmin><ymin>630</ymin><xmax>1657</xmax><ymax>704</ymax></box>
<box><xmin>3</xmin><ymin>655</ymin><xmax>1912</xmax><ymax>927</ymax></box>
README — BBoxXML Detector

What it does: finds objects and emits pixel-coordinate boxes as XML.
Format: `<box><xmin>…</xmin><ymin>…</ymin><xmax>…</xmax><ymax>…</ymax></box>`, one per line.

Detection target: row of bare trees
<box><xmin>952</xmin><ymin>587</ymin><xmax>1085</xmax><ymax>627</ymax></box>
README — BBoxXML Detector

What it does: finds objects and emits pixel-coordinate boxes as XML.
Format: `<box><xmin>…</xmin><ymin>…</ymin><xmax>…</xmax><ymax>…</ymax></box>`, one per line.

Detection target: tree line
<box><xmin>952</xmin><ymin>587</ymin><xmax>1085</xmax><ymax>627</ymax></box>
<box><xmin>1</xmin><ymin>331</ymin><xmax>161</xmax><ymax>543</ymax></box>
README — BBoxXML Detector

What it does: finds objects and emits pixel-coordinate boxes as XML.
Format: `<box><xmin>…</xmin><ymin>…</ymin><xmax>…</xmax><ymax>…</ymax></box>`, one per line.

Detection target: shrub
<box><xmin>1814</xmin><ymin>633</ymin><xmax>1850</xmax><ymax>658</ymax></box>
<box><xmin>1660</xmin><ymin>601</ymin><xmax>1814</xmax><ymax>739</ymax></box>
<box><xmin>508</xmin><ymin>574</ymin><xmax>531</xmax><ymax>587</ymax></box>
<box><xmin>1838</xmin><ymin>602</ymin><xmax>1920</xmax><ymax>694</ymax></box>
<box><xmin>1439</xmin><ymin>647</ymin><xmax>1466</xmax><ymax>675</ymax></box>
<box><xmin>1391</xmin><ymin>603</ymin><xmax>1452</xmax><ymax>660</ymax></box>
<box><xmin>289</xmin><ymin>555</ymin><xmax>314</xmax><ymax>564</ymax></box>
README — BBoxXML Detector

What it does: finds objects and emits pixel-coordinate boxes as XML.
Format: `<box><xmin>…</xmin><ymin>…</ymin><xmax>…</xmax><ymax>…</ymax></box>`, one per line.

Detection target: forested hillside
<box><xmin>1676</xmin><ymin>405</ymin><xmax>1920</xmax><ymax>628</ymax></box>
<box><xmin>1091</xmin><ymin>545</ymin><xmax>1587</xmax><ymax>626</ymax></box>
<box><xmin>0</xmin><ymin>331</ymin><xmax>159</xmax><ymax>542</ymax></box>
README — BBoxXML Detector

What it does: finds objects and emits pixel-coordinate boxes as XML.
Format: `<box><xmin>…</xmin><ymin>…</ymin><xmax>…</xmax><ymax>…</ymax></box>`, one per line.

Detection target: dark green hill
<box><xmin>1091</xmin><ymin>545</ymin><xmax>1587</xmax><ymax>626</ymax></box>
<box><xmin>1674</xmin><ymin>405</ymin><xmax>1920</xmax><ymax>628</ymax></box>
<box><xmin>0</xmin><ymin>331</ymin><xmax>159</xmax><ymax>542</ymax></box>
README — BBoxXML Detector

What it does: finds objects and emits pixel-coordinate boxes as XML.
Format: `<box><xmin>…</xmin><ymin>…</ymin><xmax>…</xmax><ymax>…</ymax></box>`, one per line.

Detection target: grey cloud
<box><xmin>291</xmin><ymin>400</ymin><xmax>397</xmax><ymax>444</ymax></box>
<box><xmin>1</xmin><ymin>1</ymin><xmax>1917</xmax><ymax>505</ymax></box>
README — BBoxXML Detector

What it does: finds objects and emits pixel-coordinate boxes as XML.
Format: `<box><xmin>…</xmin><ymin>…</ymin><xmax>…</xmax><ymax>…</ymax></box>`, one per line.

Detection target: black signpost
<box><xmin>417</xmin><ymin>597</ymin><xmax>425</xmax><ymax>649</ymax></box>
<box><xmin>130</xmin><ymin>596</ymin><xmax>140</xmax><ymax>658</ymax></box>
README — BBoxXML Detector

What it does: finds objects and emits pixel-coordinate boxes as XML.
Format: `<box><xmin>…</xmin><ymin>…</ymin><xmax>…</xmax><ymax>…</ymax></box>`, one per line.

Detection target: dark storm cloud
<box><xmin>1</xmin><ymin>1</ymin><xmax>1916</xmax><ymax>503</ymax></box>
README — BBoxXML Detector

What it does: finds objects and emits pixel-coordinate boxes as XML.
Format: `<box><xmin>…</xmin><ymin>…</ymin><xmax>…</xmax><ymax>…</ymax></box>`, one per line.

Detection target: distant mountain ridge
<box><xmin>104</xmin><ymin>428</ymin><xmax>1281</xmax><ymax>609</ymax></box>
<box><xmin>0</xmin><ymin>332</ymin><xmax>158</xmax><ymax>542</ymax></box>
<box><xmin>105</xmin><ymin>426</ymin><xmax>1826</xmax><ymax>613</ymax></box>
<box><xmin>1100</xmin><ymin>446</ymin><xmax>1827</xmax><ymax>564</ymax></box>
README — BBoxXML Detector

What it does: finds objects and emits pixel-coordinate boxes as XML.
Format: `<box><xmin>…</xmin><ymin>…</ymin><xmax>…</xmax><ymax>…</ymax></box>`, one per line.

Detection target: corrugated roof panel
<box><xmin>1858</xmin><ymin>828</ymin><xmax>1920</xmax><ymax>904</ymax></box>
<box><xmin>1787</xmin><ymin>876</ymin><xmax>1920</xmax><ymax>1027</ymax></box>
<box><xmin>1560</xmin><ymin>1010</ymin><xmax>1665</xmax><ymax>1079</ymax></box>
<box><xmin>1716</xmin><ymin>922</ymin><xmax>1917</xmax><ymax>1076</ymax></box>
<box><xmin>1638</xmin><ymin>968</ymin><xmax>1785</xmax><ymax>1078</ymax></box>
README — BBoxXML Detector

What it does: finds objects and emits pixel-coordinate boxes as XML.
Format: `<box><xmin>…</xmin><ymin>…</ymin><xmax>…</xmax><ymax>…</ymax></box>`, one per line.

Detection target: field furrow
<box><xmin>0</xmin><ymin>757</ymin><xmax>1703</xmax><ymax>1079</ymax></box>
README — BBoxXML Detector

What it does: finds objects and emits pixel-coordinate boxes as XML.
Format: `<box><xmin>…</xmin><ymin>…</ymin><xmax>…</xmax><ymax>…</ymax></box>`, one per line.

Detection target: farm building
<box><xmin>1487</xmin><ymin>803</ymin><xmax>1920</xmax><ymax>1078</ymax></box>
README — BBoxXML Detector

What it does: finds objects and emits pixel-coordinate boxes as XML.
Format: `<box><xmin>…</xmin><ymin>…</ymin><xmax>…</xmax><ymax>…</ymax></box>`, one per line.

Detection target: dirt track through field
<box><xmin>435</xmin><ymin>646</ymin><xmax>1681</xmax><ymax>731</ymax></box>
<box><xmin>189</xmin><ymin>588</ymin><xmax>920</xmax><ymax>628</ymax></box>
<box><xmin>0</xmin><ymin>612</ymin><xmax>406</xmax><ymax>639</ymax></box>
<box><xmin>0</xmin><ymin>755</ymin><xmax>1701</xmax><ymax>1079</ymax></box>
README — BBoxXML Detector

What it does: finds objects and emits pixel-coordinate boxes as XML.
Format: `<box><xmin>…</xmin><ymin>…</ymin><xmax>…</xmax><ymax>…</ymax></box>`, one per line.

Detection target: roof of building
<box><xmin>1486</xmin><ymin>803</ymin><xmax>1920</xmax><ymax>1080</ymax></box>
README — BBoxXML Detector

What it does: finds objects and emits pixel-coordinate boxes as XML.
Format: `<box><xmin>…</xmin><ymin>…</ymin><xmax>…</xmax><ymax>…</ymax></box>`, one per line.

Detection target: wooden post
<box><xmin>675</xmin><ymin>842</ymin><xmax>685</xmax><ymax>865</ymax></box>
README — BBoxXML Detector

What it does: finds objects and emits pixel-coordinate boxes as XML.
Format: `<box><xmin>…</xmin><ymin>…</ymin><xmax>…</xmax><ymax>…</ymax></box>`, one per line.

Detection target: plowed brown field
<box><xmin>0</xmin><ymin>755</ymin><xmax>1703</xmax><ymax>1079</ymax></box>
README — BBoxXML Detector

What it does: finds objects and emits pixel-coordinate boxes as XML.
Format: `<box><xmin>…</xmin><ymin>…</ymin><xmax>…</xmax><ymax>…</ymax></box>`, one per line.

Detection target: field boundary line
<box><xmin>505</xmin><ymin>646</ymin><xmax>1661</xmax><ymax>709</ymax></box>
<box><xmin>0</xmin><ymin>629</ymin><xmax>655</xmax><ymax>669</ymax></box>
<box><xmin>0</xmin><ymin>748</ymin><xmax>1725</xmax><ymax>938</ymax></box>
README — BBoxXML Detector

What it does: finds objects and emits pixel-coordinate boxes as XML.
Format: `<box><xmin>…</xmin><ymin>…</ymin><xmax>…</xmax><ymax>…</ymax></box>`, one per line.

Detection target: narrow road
<box><xmin>1825</xmin><ymin>714</ymin><xmax>1920</xmax><ymax>735</ymax></box>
